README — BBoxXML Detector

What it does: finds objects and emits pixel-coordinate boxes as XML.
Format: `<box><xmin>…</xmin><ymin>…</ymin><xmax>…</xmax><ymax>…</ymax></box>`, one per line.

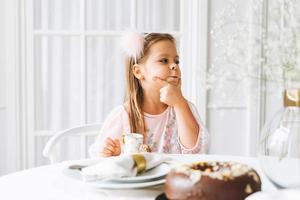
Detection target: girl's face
<box><xmin>138</xmin><ymin>40</ymin><xmax>181</xmax><ymax>89</ymax></box>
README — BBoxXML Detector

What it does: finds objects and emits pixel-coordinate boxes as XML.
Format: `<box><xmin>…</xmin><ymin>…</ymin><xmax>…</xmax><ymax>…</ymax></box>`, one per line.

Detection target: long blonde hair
<box><xmin>125</xmin><ymin>33</ymin><xmax>176</xmax><ymax>135</ymax></box>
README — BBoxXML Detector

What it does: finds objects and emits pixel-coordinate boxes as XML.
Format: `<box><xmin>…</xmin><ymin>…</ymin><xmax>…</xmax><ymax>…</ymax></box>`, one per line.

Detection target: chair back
<box><xmin>43</xmin><ymin>123</ymin><xmax>102</xmax><ymax>163</ymax></box>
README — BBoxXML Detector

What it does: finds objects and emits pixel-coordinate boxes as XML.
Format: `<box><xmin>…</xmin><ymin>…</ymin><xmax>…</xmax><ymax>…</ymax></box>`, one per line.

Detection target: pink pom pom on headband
<box><xmin>121</xmin><ymin>31</ymin><xmax>145</xmax><ymax>64</ymax></box>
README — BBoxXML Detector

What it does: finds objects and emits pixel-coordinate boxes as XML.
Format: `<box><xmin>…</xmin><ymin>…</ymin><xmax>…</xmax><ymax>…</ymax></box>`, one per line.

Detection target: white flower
<box><xmin>208</xmin><ymin>0</ymin><xmax>300</xmax><ymax>105</ymax></box>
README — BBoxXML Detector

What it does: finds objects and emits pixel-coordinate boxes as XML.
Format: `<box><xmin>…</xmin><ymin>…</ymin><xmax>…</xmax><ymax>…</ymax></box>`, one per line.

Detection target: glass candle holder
<box><xmin>259</xmin><ymin>89</ymin><xmax>300</xmax><ymax>188</ymax></box>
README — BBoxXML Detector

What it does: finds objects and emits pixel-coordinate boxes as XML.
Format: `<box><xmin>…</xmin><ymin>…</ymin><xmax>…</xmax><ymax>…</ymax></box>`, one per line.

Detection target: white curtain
<box><xmin>34</xmin><ymin>0</ymin><xmax>180</xmax><ymax>132</ymax></box>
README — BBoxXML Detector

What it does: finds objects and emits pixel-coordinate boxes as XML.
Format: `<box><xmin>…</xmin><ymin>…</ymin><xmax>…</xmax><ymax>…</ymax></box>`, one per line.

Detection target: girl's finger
<box><xmin>103</xmin><ymin>144</ymin><xmax>115</xmax><ymax>153</ymax></box>
<box><xmin>101</xmin><ymin>147</ymin><xmax>113</xmax><ymax>155</ymax></box>
<box><xmin>105</xmin><ymin>138</ymin><xmax>116</xmax><ymax>147</ymax></box>
<box><xmin>114</xmin><ymin>139</ymin><xmax>120</xmax><ymax>147</ymax></box>
<box><xmin>101</xmin><ymin>149</ymin><xmax>111</xmax><ymax>155</ymax></box>
<box><xmin>113</xmin><ymin>139</ymin><xmax>121</xmax><ymax>156</ymax></box>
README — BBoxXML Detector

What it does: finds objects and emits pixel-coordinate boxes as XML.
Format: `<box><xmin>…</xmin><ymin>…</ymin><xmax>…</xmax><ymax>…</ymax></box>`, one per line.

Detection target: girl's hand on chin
<box><xmin>153</xmin><ymin>76</ymin><xmax>185</xmax><ymax>107</ymax></box>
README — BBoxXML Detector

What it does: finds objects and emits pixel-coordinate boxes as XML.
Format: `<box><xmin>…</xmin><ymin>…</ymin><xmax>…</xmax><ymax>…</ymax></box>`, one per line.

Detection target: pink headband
<box><xmin>121</xmin><ymin>31</ymin><xmax>145</xmax><ymax>64</ymax></box>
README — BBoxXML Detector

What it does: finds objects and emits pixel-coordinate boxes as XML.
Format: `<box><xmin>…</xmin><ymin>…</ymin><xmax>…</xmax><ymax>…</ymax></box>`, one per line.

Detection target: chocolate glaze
<box><xmin>165</xmin><ymin>161</ymin><xmax>261</xmax><ymax>200</ymax></box>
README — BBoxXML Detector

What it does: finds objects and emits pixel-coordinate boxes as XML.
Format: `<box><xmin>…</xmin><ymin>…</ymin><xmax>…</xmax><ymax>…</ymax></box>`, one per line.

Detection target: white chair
<box><xmin>43</xmin><ymin>123</ymin><xmax>102</xmax><ymax>164</ymax></box>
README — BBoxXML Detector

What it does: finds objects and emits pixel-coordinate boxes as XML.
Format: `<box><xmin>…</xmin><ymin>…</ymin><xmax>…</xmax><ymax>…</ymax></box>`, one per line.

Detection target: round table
<box><xmin>0</xmin><ymin>154</ymin><xmax>276</xmax><ymax>200</ymax></box>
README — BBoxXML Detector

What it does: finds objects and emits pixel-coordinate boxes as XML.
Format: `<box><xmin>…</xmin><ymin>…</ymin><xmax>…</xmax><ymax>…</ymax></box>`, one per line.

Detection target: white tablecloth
<box><xmin>0</xmin><ymin>154</ymin><xmax>276</xmax><ymax>200</ymax></box>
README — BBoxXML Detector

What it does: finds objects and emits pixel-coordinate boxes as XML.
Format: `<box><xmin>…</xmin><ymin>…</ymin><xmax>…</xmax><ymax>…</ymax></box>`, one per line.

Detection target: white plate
<box><xmin>63</xmin><ymin>165</ymin><xmax>167</xmax><ymax>189</ymax></box>
<box><xmin>88</xmin><ymin>179</ymin><xmax>166</xmax><ymax>189</ymax></box>
<box><xmin>108</xmin><ymin>163</ymin><xmax>170</xmax><ymax>183</ymax></box>
<box><xmin>65</xmin><ymin>158</ymin><xmax>171</xmax><ymax>183</ymax></box>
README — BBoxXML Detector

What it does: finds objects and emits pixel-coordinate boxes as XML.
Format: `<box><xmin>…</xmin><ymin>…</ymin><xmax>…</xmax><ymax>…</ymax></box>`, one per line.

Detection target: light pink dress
<box><xmin>89</xmin><ymin>101</ymin><xmax>209</xmax><ymax>157</ymax></box>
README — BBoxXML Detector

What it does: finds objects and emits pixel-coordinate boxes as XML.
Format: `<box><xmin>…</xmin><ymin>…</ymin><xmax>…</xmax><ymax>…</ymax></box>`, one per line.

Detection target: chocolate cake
<box><xmin>165</xmin><ymin>161</ymin><xmax>261</xmax><ymax>200</ymax></box>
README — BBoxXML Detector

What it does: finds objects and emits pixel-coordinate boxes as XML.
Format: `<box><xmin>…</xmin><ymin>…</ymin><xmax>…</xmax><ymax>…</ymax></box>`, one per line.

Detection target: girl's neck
<box><xmin>142</xmin><ymin>91</ymin><xmax>168</xmax><ymax>115</ymax></box>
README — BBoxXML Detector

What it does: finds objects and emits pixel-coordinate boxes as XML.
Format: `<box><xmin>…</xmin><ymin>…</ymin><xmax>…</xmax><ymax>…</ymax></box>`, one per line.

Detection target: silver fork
<box><xmin>68</xmin><ymin>165</ymin><xmax>87</xmax><ymax>171</ymax></box>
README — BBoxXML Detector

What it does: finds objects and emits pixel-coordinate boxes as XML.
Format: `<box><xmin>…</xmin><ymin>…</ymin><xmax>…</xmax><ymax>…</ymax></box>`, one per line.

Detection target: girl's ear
<box><xmin>132</xmin><ymin>64</ymin><xmax>144</xmax><ymax>80</ymax></box>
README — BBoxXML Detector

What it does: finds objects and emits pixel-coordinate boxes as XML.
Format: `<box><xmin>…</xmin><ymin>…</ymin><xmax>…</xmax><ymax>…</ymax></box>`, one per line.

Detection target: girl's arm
<box><xmin>157</xmin><ymin>77</ymin><xmax>209</xmax><ymax>152</ymax></box>
<box><xmin>173</xmin><ymin>99</ymin><xmax>200</xmax><ymax>149</ymax></box>
<box><xmin>178</xmin><ymin>101</ymin><xmax>209</xmax><ymax>153</ymax></box>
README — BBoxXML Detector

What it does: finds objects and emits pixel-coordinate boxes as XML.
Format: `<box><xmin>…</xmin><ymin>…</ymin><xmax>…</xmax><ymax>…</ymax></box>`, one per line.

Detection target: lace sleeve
<box><xmin>89</xmin><ymin>105</ymin><xmax>127</xmax><ymax>157</ymax></box>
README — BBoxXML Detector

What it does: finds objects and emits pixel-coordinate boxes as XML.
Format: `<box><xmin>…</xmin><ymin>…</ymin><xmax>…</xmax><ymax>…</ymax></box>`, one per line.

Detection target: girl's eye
<box><xmin>175</xmin><ymin>60</ymin><xmax>180</xmax><ymax>65</ymax></box>
<box><xmin>160</xmin><ymin>58</ymin><xmax>168</xmax><ymax>64</ymax></box>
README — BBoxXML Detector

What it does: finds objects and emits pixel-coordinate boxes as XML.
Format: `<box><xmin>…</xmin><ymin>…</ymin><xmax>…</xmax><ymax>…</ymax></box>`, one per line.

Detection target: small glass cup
<box><xmin>123</xmin><ymin>133</ymin><xmax>143</xmax><ymax>154</ymax></box>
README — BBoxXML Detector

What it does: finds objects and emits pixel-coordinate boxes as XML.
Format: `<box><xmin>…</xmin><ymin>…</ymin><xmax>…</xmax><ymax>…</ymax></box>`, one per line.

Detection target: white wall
<box><xmin>0</xmin><ymin>0</ymin><xmax>8</xmax><ymax>175</ymax></box>
<box><xmin>0</xmin><ymin>0</ymin><xmax>19</xmax><ymax>176</ymax></box>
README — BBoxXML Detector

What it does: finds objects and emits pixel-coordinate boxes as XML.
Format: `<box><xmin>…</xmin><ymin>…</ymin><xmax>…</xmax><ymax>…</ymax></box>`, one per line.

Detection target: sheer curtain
<box><xmin>34</xmin><ymin>0</ymin><xmax>180</xmax><ymax>131</ymax></box>
<box><xmin>33</xmin><ymin>0</ymin><xmax>180</xmax><ymax>165</ymax></box>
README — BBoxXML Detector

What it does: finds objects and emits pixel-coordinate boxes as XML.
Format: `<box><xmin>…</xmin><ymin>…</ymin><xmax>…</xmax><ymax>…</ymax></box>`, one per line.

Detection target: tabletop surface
<box><xmin>0</xmin><ymin>154</ymin><xmax>276</xmax><ymax>200</ymax></box>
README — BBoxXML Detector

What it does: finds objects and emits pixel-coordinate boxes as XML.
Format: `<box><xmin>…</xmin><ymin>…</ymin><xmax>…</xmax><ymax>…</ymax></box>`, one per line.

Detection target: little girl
<box><xmin>89</xmin><ymin>32</ymin><xmax>209</xmax><ymax>157</ymax></box>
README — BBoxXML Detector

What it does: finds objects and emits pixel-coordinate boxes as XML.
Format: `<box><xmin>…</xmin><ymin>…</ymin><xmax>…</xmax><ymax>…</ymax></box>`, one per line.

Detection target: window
<box><xmin>21</xmin><ymin>0</ymin><xmax>207</xmax><ymax>167</ymax></box>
